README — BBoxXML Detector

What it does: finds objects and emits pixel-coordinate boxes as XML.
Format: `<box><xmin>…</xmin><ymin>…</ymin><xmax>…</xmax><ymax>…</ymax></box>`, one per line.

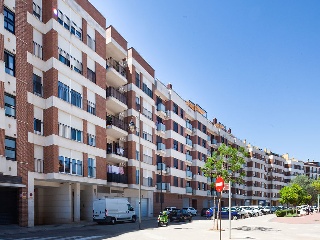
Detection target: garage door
<box><xmin>0</xmin><ymin>188</ymin><xmax>18</xmax><ymax>225</ymax></box>
<box><xmin>141</xmin><ymin>198</ymin><xmax>148</xmax><ymax>217</ymax></box>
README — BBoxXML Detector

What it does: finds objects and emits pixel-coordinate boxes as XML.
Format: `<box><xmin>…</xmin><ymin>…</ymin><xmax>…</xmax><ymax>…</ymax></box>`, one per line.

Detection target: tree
<box><xmin>291</xmin><ymin>175</ymin><xmax>317</xmax><ymax>204</ymax></box>
<box><xmin>280</xmin><ymin>184</ymin><xmax>310</xmax><ymax>215</ymax></box>
<box><xmin>202</xmin><ymin>143</ymin><xmax>249</xmax><ymax>229</ymax></box>
<box><xmin>312</xmin><ymin>179</ymin><xmax>320</xmax><ymax>193</ymax></box>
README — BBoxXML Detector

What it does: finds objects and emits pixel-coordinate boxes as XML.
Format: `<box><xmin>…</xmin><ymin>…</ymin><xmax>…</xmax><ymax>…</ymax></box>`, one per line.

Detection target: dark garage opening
<box><xmin>0</xmin><ymin>187</ymin><xmax>18</xmax><ymax>225</ymax></box>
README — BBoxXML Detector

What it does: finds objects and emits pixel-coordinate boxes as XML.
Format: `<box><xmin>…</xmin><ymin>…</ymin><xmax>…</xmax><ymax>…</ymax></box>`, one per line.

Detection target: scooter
<box><xmin>157</xmin><ymin>211</ymin><xmax>169</xmax><ymax>227</ymax></box>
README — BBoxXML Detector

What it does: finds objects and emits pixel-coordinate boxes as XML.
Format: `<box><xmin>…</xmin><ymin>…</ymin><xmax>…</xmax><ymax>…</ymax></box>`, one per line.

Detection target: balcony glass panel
<box><xmin>157</xmin><ymin>123</ymin><xmax>166</xmax><ymax>132</ymax></box>
<box><xmin>157</xmin><ymin>103</ymin><xmax>166</xmax><ymax>112</ymax></box>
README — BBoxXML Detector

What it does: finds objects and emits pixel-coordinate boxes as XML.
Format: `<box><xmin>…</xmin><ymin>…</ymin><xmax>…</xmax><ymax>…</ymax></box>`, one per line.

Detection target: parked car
<box><xmin>201</xmin><ymin>208</ymin><xmax>210</xmax><ymax>216</ymax></box>
<box><xmin>231</xmin><ymin>207</ymin><xmax>249</xmax><ymax>219</ymax></box>
<box><xmin>251</xmin><ymin>206</ymin><xmax>263</xmax><ymax>216</ymax></box>
<box><xmin>270</xmin><ymin>206</ymin><xmax>277</xmax><ymax>213</ymax></box>
<box><xmin>183</xmin><ymin>207</ymin><xmax>197</xmax><ymax>216</ymax></box>
<box><xmin>261</xmin><ymin>206</ymin><xmax>271</xmax><ymax>214</ymax></box>
<box><xmin>206</xmin><ymin>207</ymin><xmax>240</xmax><ymax>220</ymax></box>
<box><xmin>205</xmin><ymin>207</ymin><xmax>218</xmax><ymax>218</ymax></box>
<box><xmin>169</xmin><ymin>209</ymin><xmax>192</xmax><ymax>222</ymax></box>
<box><xmin>239</xmin><ymin>206</ymin><xmax>254</xmax><ymax>217</ymax></box>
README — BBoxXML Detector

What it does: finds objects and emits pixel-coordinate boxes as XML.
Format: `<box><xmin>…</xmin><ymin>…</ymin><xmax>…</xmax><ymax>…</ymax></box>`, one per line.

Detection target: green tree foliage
<box><xmin>290</xmin><ymin>175</ymin><xmax>317</xmax><ymax>204</ymax></box>
<box><xmin>279</xmin><ymin>185</ymin><xmax>299</xmax><ymax>206</ymax></box>
<box><xmin>202</xmin><ymin>143</ymin><xmax>249</xmax><ymax>187</ymax></box>
<box><xmin>312</xmin><ymin>179</ymin><xmax>320</xmax><ymax>194</ymax></box>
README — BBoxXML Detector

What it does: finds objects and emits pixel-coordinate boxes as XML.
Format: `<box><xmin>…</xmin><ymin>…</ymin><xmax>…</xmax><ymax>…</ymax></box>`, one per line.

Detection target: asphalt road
<box><xmin>1</xmin><ymin>214</ymin><xmax>320</xmax><ymax>240</ymax></box>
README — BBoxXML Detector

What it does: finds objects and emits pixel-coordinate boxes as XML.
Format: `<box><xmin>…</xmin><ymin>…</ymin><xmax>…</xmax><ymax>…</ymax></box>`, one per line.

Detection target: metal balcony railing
<box><xmin>107</xmin><ymin>172</ymin><xmax>128</xmax><ymax>184</ymax></box>
<box><xmin>106</xmin><ymin>87</ymin><xmax>127</xmax><ymax>105</ymax></box>
<box><xmin>106</xmin><ymin>57</ymin><xmax>126</xmax><ymax>78</ymax></box>
<box><xmin>106</xmin><ymin>115</ymin><xmax>126</xmax><ymax>131</ymax></box>
<box><xmin>106</xmin><ymin>145</ymin><xmax>127</xmax><ymax>158</ymax></box>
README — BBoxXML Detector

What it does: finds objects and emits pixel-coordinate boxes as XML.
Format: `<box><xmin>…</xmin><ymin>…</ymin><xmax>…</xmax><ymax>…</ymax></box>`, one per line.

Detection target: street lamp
<box><xmin>129</xmin><ymin>114</ymin><xmax>142</xmax><ymax>230</ymax></box>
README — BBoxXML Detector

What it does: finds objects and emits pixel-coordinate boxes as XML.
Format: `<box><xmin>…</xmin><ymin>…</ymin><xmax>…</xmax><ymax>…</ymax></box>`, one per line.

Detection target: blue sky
<box><xmin>90</xmin><ymin>0</ymin><xmax>320</xmax><ymax>161</ymax></box>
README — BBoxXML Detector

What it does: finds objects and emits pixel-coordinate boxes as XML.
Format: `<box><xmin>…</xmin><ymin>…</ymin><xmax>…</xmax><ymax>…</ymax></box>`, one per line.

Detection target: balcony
<box><xmin>106</xmin><ymin>87</ymin><xmax>127</xmax><ymax>114</ymax></box>
<box><xmin>157</xmin><ymin>142</ymin><xmax>166</xmax><ymax>156</ymax></box>
<box><xmin>186</xmin><ymin>186</ymin><xmax>193</xmax><ymax>194</ymax></box>
<box><xmin>186</xmin><ymin>170</ymin><xmax>193</xmax><ymax>179</ymax></box>
<box><xmin>157</xmin><ymin>163</ymin><xmax>170</xmax><ymax>174</ymax></box>
<box><xmin>156</xmin><ymin>183</ymin><xmax>171</xmax><ymax>192</ymax></box>
<box><xmin>186</xmin><ymin>138</ymin><xmax>192</xmax><ymax>147</ymax></box>
<box><xmin>107</xmin><ymin>172</ymin><xmax>128</xmax><ymax>184</ymax></box>
<box><xmin>156</xmin><ymin>103</ymin><xmax>166</xmax><ymax>118</ymax></box>
<box><xmin>106</xmin><ymin>115</ymin><xmax>128</xmax><ymax>139</ymax></box>
<box><xmin>142</xmin><ymin>108</ymin><xmax>152</xmax><ymax>120</ymax></box>
<box><xmin>106</xmin><ymin>146</ymin><xmax>128</xmax><ymax>164</ymax></box>
<box><xmin>186</xmin><ymin>122</ymin><xmax>193</xmax><ymax>132</ymax></box>
<box><xmin>211</xmin><ymin>139</ymin><xmax>218</xmax><ymax>145</ymax></box>
<box><xmin>186</xmin><ymin>154</ymin><xmax>192</xmax><ymax>162</ymax></box>
<box><xmin>106</xmin><ymin>57</ymin><xmax>127</xmax><ymax>88</ymax></box>
<box><xmin>156</xmin><ymin>123</ymin><xmax>166</xmax><ymax>136</ymax></box>
<box><xmin>106</xmin><ymin>26</ymin><xmax>127</xmax><ymax>61</ymax></box>
<box><xmin>143</xmin><ymin>154</ymin><xmax>153</xmax><ymax>165</ymax></box>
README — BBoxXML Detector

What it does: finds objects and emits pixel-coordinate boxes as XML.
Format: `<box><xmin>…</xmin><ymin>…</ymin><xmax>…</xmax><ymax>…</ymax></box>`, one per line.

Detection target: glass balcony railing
<box><xmin>211</xmin><ymin>139</ymin><xmax>218</xmax><ymax>144</ymax></box>
<box><xmin>157</xmin><ymin>163</ymin><xmax>166</xmax><ymax>171</ymax></box>
<box><xmin>157</xmin><ymin>142</ymin><xmax>166</xmax><ymax>151</ymax></box>
<box><xmin>157</xmin><ymin>103</ymin><xmax>166</xmax><ymax>112</ymax></box>
<box><xmin>186</xmin><ymin>122</ymin><xmax>193</xmax><ymax>130</ymax></box>
<box><xmin>186</xmin><ymin>154</ymin><xmax>192</xmax><ymax>162</ymax></box>
<box><xmin>186</xmin><ymin>186</ymin><xmax>193</xmax><ymax>193</ymax></box>
<box><xmin>156</xmin><ymin>182</ymin><xmax>170</xmax><ymax>191</ymax></box>
<box><xmin>157</xmin><ymin>123</ymin><xmax>166</xmax><ymax>132</ymax></box>
<box><xmin>186</xmin><ymin>138</ymin><xmax>192</xmax><ymax>146</ymax></box>
<box><xmin>186</xmin><ymin>170</ymin><xmax>193</xmax><ymax>178</ymax></box>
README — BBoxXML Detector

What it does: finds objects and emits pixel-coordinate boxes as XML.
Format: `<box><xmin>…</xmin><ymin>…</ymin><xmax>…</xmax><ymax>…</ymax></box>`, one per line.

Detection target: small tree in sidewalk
<box><xmin>202</xmin><ymin>143</ymin><xmax>249</xmax><ymax>229</ymax></box>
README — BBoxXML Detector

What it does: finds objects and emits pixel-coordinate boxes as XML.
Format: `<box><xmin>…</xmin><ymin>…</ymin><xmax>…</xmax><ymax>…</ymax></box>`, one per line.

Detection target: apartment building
<box><xmin>0</xmin><ymin>0</ymin><xmax>313</xmax><ymax>227</ymax></box>
<box><xmin>304</xmin><ymin>161</ymin><xmax>320</xmax><ymax>180</ymax></box>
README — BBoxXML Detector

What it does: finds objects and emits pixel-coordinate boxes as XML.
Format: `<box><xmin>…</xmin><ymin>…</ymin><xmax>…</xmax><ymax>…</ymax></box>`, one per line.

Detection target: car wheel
<box><xmin>131</xmin><ymin>216</ymin><xmax>136</xmax><ymax>223</ymax></box>
<box><xmin>111</xmin><ymin>218</ymin><xmax>116</xmax><ymax>225</ymax></box>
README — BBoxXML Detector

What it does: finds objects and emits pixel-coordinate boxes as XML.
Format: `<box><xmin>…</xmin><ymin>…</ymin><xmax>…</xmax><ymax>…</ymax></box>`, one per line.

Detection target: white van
<box><xmin>93</xmin><ymin>198</ymin><xmax>136</xmax><ymax>224</ymax></box>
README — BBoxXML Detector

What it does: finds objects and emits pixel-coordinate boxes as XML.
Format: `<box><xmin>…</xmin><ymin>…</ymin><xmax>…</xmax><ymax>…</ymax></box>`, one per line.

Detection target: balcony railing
<box><xmin>107</xmin><ymin>172</ymin><xmax>127</xmax><ymax>184</ymax></box>
<box><xmin>186</xmin><ymin>154</ymin><xmax>192</xmax><ymax>162</ymax></box>
<box><xmin>143</xmin><ymin>177</ymin><xmax>153</xmax><ymax>187</ymax></box>
<box><xmin>186</xmin><ymin>122</ymin><xmax>193</xmax><ymax>130</ymax></box>
<box><xmin>157</xmin><ymin>163</ymin><xmax>166</xmax><ymax>171</ymax></box>
<box><xmin>157</xmin><ymin>123</ymin><xmax>166</xmax><ymax>132</ymax></box>
<box><xmin>157</xmin><ymin>103</ymin><xmax>166</xmax><ymax>112</ymax></box>
<box><xmin>136</xmin><ymin>103</ymin><xmax>141</xmax><ymax>112</ymax></box>
<box><xmin>211</xmin><ymin>139</ymin><xmax>218</xmax><ymax>144</ymax></box>
<box><xmin>106</xmin><ymin>115</ymin><xmax>126</xmax><ymax>131</ymax></box>
<box><xmin>156</xmin><ymin>183</ymin><xmax>170</xmax><ymax>191</ymax></box>
<box><xmin>33</xmin><ymin>41</ymin><xmax>43</xmax><ymax>59</ymax></box>
<box><xmin>143</xmin><ymin>108</ymin><xmax>152</xmax><ymax>120</ymax></box>
<box><xmin>186</xmin><ymin>138</ymin><xmax>192</xmax><ymax>146</ymax></box>
<box><xmin>186</xmin><ymin>170</ymin><xmax>193</xmax><ymax>178</ymax></box>
<box><xmin>157</xmin><ymin>142</ymin><xmax>166</xmax><ymax>151</ymax></box>
<box><xmin>186</xmin><ymin>186</ymin><xmax>193</xmax><ymax>193</ymax></box>
<box><xmin>143</xmin><ymin>154</ymin><xmax>153</xmax><ymax>165</ymax></box>
<box><xmin>142</xmin><ymin>131</ymin><xmax>152</xmax><ymax>142</ymax></box>
<box><xmin>106</xmin><ymin>87</ymin><xmax>127</xmax><ymax>105</ymax></box>
<box><xmin>106</xmin><ymin>57</ymin><xmax>126</xmax><ymax>78</ymax></box>
<box><xmin>106</xmin><ymin>146</ymin><xmax>127</xmax><ymax>158</ymax></box>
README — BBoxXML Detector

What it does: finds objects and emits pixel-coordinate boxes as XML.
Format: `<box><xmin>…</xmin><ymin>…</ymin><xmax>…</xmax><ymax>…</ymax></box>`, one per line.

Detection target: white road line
<box><xmin>75</xmin><ymin>236</ymin><xmax>103</xmax><ymax>240</ymax></box>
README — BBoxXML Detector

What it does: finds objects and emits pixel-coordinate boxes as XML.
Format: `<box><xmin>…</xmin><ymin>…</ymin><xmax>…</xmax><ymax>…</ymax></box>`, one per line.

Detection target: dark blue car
<box><xmin>206</xmin><ymin>207</ymin><xmax>240</xmax><ymax>220</ymax></box>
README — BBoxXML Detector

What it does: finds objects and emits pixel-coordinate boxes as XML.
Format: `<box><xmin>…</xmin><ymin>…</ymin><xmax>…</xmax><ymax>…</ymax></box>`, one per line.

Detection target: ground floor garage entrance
<box><xmin>0</xmin><ymin>187</ymin><xmax>18</xmax><ymax>224</ymax></box>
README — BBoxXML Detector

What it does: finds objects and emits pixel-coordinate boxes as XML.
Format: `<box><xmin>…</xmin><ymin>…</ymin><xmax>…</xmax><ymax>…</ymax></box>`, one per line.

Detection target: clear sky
<box><xmin>90</xmin><ymin>0</ymin><xmax>320</xmax><ymax>162</ymax></box>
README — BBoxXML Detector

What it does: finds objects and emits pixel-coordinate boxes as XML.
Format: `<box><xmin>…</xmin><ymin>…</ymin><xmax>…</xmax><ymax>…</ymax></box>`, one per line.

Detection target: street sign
<box><xmin>224</xmin><ymin>183</ymin><xmax>229</xmax><ymax>191</ymax></box>
<box><xmin>215</xmin><ymin>177</ymin><xmax>225</xmax><ymax>192</ymax></box>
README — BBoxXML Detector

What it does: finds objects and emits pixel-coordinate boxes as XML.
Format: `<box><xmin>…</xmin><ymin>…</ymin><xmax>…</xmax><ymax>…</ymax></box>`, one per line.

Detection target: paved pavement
<box><xmin>0</xmin><ymin>214</ymin><xmax>319</xmax><ymax>240</ymax></box>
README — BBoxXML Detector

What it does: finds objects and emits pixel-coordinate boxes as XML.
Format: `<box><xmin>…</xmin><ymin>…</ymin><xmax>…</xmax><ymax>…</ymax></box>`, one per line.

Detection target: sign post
<box><xmin>215</xmin><ymin>177</ymin><xmax>224</xmax><ymax>240</ymax></box>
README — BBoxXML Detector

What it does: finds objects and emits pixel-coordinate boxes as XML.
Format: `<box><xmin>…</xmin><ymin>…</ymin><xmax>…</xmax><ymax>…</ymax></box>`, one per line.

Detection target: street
<box><xmin>1</xmin><ymin>214</ymin><xmax>320</xmax><ymax>240</ymax></box>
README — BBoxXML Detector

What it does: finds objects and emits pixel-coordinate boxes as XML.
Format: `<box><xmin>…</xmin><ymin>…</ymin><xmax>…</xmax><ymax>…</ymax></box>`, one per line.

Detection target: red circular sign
<box><xmin>215</xmin><ymin>177</ymin><xmax>225</xmax><ymax>192</ymax></box>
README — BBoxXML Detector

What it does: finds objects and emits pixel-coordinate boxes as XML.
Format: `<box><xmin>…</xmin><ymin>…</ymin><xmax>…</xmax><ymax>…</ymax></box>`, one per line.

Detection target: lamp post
<box><xmin>129</xmin><ymin>113</ymin><xmax>142</xmax><ymax>230</ymax></box>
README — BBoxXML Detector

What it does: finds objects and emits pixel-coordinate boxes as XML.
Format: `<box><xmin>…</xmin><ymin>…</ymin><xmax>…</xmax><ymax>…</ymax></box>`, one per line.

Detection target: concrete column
<box><xmin>80</xmin><ymin>185</ymin><xmax>96</xmax><ymax>221</ymax></box>
<box><xmin>28</xmin><ymin>173</ymin><xmax>35</xmax><ymax>227</ymax></box>
<box><xmin>73</xmin><ymin>183</ymin><xmax>81</xmax><ymax>222</ymax></box>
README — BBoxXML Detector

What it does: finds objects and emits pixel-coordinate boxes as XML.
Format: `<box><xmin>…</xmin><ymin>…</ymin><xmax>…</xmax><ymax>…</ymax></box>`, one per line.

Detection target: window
<box><xmin>87</xmin><ymin>101</ymin><xmax>96</xmax><ymax>115</ymax></box>
<box><xmin>180</xmin><ymin>143</ymin><xmax>184</xmax><ymax>153</ymax></box>
<box><xmin>70</xmin><ymin>89</ymin><xmax>82</xmax><ymax>108</ymax></box>
<box><xmin>203</xmin><ymin>125</ymin><xmax>206</xmax><ymax>133</ymax></box>
<box><xmin>87</xmin><ymin>68</ymin><xmax>96</xmax><ymax>83</ymax></box>
<box><xmin>180</xmin><ymin>178</ymin><xmax>184</xmax><ymax>188</ymax></box>
<box><xmin>64</xmin><ymin>16</ymin><xmax>70</xmax><ymax>30</ymax></box>
<box><xmin>142</xmin><ymin>83</ymin><xmax>153</xmax><ymax>98</ymax></box>
<box><xmin>173</xmin><ymin>140</ymin><xmax>178</xmax><ymax>151</ymax></box>
<box><xmin>174</xmin><ymin>177</ymin><xmax>178</xmax><ymax>187</ymax></box>
<box><xmin>173</xmin><ymin>103</ymin><xmax>178</xmax><ymax>114</ymax></box>
<box><xmin>58</xmin><ymin>81</ymin><xmax>69</xmax><ymax>102</ymax></box>
<box><xmin>173</xmin><ymin>122</ymin><xmax>178</xmax><ymax>133</ymax></box>
<box><xmin>198</xmin><ymin>121</ymin><xmax>201</xmax><ymax>130</ymax></box>
<box><xmin>180</xmin><ymin>161</ymin><xmax>183</xmax><ymax>170</ymax></box>
<box><xmin>33</xmin><ymin>74</ymin><xmax>43</xmax><ymax>96</ymax></box>
<box><xmin>33</xmin><ymin>2</ymin><xmax>41</xmax><ymax>21</ymax></box>
<box><xmin>135</xmin><ymin>72</ymin><xmax>140</xmax><ymax>88</ymax></box>
<box><xmin>180</xmin><ymin>126</ymin><xmax>184</xmax><ymax>136</ymax></box>
<box><xmin>71</xmin><ymin>128</ymin><xmax>82</xmax><ymax>142</ymax></box>
<box><xmin>4</xmin><ymin>93</ymin><xmax>15</xmax><ymax>117</ymax></box>
<box><xmin>4</xmin><ymin>7</ymin><xmax>14</xmax><ymax>34</ymax></box>
<box><xmin>202</xmin><ymin>139</ymin><xmax>206</xmax><ymax>148</ymax></box>
<box><xmin>59</xmin><ymin>156</ymin><xmax>82</xmax><ymax>176</ymax></box>
<box><xmin>87</xmin><ymin>134</ymin><xmax>96</xmax><ymax>147</ymax></box>
<box><xmin>88</xmin><ymin>158</ymin><xmax>96</xmax><ymax>178</ymax></box>
<box><xmin>4</xmin><ymin>51</ymin><xmax>15</xmax><ymax>76</ymax></box>
<box><xmin>173</xmin><ymin>158</ymin><xmax>178</xmax><ymax>169</ymax></box>
<box><xmin>34</xmin><ymin>118</ymin><xmax>42</xmax><ymax>135</ymax></box>
<box><xmin>87</xmin><ymin>35</ymin><xmax>95</xmax><ymax>50</ymax></box>
<box><xmin>180</xmin><ymin>109</ymin><xmax>184</xmax><ymax>119</ymax></box>
<box><xmin>59</xmin><ymin>53</ymin><xmax>70</xmax><ymax>67</ymax></box>
<box><xmin>5</xmin><ymin>136</ymin><xmax>16</xmax><ymax>161</ymax></box>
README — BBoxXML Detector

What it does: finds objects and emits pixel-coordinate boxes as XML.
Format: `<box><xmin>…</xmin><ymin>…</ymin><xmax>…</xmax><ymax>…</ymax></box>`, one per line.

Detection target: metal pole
<box><xmin>138</xmin><ymin>112</ymin><xmax>142</xmax><ymax>230</ymax></box>
<box><xmin>160</xmin><ymin>162</ymin><xmax>163</xmax><ymax>213</ymax></box>
<box><xmin>318</xmin><ymin>194</ymin><xmax>319</xmax><ymax>214</ymax></box>
<box><xmin>219</xmin><ymin>196</ymin><xmax>222</xmax><ymax>240</ymax></box>
<box><xmin>229</xmin><ymin>181</ymin><xmax>231</xmax><ymax>239</ymax></box>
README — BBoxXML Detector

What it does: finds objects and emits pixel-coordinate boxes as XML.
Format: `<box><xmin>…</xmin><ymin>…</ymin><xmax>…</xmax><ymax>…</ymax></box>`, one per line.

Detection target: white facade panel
<box><xmin>87</xmin><ymin>122</ymin><xmax>95</xmax><ymax>135</ymax></box>
<box><xmin>70</xmin><ymin>8</ymin><xmax>82</xmax><ymax>28</ymax></box>
<box><xmin>70</xmin><ymin>44</ymin><xmax>82</xmax><ymax>62</ymax></box>
<box><xmin>87</xmin><ymin>24</ymin><xmax>95</xmax><ymax>39</ymax></box>
<box><xmin>4</xmin><ymin>0</ymin><xmax>15</xmax><ymax>10</ymax></box>
<box><xmin>87</xmin><ymin>89</ymin><xmax>95</xmax><ymax>103</ymax></box>
<box><xmin>34</xmin><ymin>106</ymin><xmax>43</xmax><ymax>120</ymax></box>
<box><xmin>33</xmin><ymin>67</ymin><xmax>43</xmax><ymax>78</ymax></box>
<box><xmin>33</xmin><ymin>28</ymin><xmax>43</xmax><ymax>45</ymax></box>
<box><xmin>34</xmin><ymin>145</ymin><xmax>44</xmax><ymax>160</ymax></box>
<box><xmin>58</xmin><ymin>110</ymin><xmax>70</xmax><ymax>126</ymax></box>
<box><xmin>87</xmin><ymin>57</ymin><xmax>95</xmax><ymax>70</ymax></box>
<box><xmin>71</xmin><ymin>150</ymin><xmax>83</xmax><ymax>160</ymax></box>
<box><xmin>58</xmin><ymin>35</ymin><xmax>70</xmax><ymax>52</ymax></box>
<box><xmin>33</xmin><ymin>0</ymin><xmax>42</xmax><ymax>8</ymax></box>
<box><xmin>70</xmin><ymin>79</ymin><xmax>82</xmax><ymax>94</ymax></box>
<box><xmin>4</xmin><ymin>116</ymin><xmax>17</xmax><ymax>138</ymax></box>
<box><xmin>71</xmin><ymin>115</ymin><xmax>83</xmax><ymax>130</ymax></box>
<box><xmin>4</xmin><ymin>74</ymin><xmax>16</xmax><ymax>96</ymax></box>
